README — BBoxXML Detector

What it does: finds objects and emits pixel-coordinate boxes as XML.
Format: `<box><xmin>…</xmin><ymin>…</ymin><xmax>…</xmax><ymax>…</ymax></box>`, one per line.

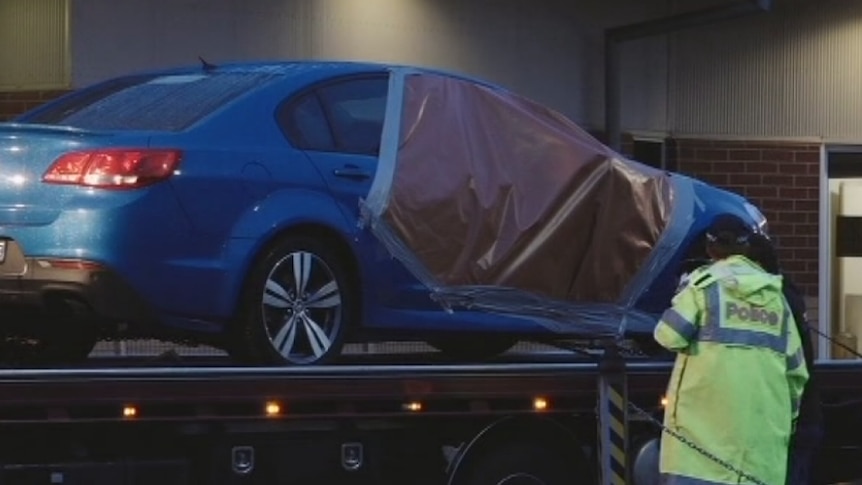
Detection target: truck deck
<box><xmin>0</xmin><ymin>350</ymin><xmax>858</xmax><ymax>484</ymax></box>
<box><xmin>0</xmin><ymin>358</ymin><xmax>666</xmax><ymax>424</ymax></box>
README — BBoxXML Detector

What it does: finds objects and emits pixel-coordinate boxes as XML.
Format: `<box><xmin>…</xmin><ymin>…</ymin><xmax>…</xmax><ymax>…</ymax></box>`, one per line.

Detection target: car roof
<box><xmin>12</xmin><ymin>60</ymin><xmax>512</xmax><ymax>134</ymax></box>
<box><xmin>132</xmin><ymin>59</ymin><xmax>506</xmax><ymax>92</ymax></box>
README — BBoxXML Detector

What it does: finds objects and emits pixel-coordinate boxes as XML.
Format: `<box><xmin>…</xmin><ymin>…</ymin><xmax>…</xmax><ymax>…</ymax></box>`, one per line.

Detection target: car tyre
<box><xmin>234</xmin><ymin>235</ymin><xmax>355</xmax><ymax>366</ymax></box>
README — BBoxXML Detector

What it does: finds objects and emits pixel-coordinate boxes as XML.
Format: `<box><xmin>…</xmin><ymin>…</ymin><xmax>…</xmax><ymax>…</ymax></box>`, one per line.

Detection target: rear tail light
<box><xmin>42</xmin><ymin>149</ymin><xmax>182</xmax><ymax>189</ymax></box>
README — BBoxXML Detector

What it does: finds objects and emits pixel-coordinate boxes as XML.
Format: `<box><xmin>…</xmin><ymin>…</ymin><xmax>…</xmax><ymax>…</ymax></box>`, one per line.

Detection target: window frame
<box><xmin>280</xmin><ymin>91</ymin><xmax>337</xmax><ymax>152</ymax></box>
<box><xmin>276</xmin><ymin>72</ymin><xmax>389</xmax><ymax>157</ymax></box>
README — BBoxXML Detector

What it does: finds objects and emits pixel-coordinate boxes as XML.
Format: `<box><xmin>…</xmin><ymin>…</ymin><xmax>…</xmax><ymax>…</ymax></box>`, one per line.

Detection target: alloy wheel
<box><xmin>260</xmin><ymin>250</ymin><xmax>343</xmax><ymax>364</ymax></box>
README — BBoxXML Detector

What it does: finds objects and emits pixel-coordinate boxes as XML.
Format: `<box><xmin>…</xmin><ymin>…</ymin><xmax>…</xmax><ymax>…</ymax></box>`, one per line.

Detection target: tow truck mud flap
<box><xmin>211</xmin><ymin>435</ymin><xmax>378</xmax><ymax>484</ymax></box>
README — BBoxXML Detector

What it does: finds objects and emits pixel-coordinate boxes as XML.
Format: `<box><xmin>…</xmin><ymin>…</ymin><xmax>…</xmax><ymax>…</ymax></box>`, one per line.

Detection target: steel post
<box><xmin>598</xmin><ymin>344</ymin><xmax>629</xmax><ymax>485</ymax></box>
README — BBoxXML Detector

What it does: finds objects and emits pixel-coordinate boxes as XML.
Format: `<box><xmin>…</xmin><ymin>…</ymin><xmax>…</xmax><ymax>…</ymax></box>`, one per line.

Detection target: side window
<box><xmin>317</xmin><ymin>77</ymin><xmax>388</xmax><ymax>156</ymax></box>
<box><xmin>282</xmin><ymin>93</ymin><xmax>336</xmax><ymax>151</ymax></box>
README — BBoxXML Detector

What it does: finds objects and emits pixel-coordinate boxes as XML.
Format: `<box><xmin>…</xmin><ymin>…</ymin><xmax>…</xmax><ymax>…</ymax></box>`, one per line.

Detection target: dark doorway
<box><xmin>632</xmin><ymin>138</ymin><xmax>666</xmax><ymax>170</ymax></box>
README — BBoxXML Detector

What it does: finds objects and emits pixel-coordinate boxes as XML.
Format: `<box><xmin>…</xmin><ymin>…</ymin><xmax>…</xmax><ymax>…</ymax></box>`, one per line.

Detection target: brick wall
<box><xmin>0</xmin><ymin>90</ymin><xmax>71</xmax><ymax>121</ymax></box>
<box><xmin>671</xmin><ymin>139</ymin><xmax>820</xmax><ymax>297</ymax></box>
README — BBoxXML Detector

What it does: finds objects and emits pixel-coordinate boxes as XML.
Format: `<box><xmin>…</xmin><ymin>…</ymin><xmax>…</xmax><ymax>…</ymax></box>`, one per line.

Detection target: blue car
<box><xmin>0</xmin><ymin>60</ymin><xmax>767</xmax><ymax>366</ymax></box>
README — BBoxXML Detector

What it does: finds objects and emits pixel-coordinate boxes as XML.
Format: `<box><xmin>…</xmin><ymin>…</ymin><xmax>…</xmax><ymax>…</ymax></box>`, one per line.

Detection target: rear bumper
<box><xmin>0</xmin><ymin>240</ymin><xmax>157</xmax><ymax>332</ymax></box>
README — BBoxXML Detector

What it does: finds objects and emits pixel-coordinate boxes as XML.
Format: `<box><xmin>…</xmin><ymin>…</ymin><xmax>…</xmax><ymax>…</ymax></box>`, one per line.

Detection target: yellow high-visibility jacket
<box><xmin>654</xmin><ymin>254</ymin><xmax>809</xmax><ymax>485</ymax></box>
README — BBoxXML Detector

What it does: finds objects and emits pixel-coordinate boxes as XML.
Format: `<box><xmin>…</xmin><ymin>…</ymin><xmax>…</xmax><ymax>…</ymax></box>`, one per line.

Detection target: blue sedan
<box><xmin>0</xmin><ymin>60</ymin><xmax>767</xmax><ymax>365</ymax></box>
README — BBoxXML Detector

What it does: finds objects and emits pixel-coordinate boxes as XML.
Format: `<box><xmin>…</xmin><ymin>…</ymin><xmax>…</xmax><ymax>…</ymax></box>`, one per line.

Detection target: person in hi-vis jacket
<box><xmin>654</xmin><ymin>214</ymin><xmax>809</xmax><ymax>485</ymax></box>
<box><xmin>747</xmin><ymin>232</ymin><xmax>823</xmax><ymax>485</ymax></box>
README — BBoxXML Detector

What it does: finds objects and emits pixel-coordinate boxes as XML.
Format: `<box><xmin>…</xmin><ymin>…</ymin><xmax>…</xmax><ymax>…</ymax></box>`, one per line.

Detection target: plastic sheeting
<box><xmin>361</xmin><ymin>69</ymin><xmax>679</xmax><ymax>336</ymax></box>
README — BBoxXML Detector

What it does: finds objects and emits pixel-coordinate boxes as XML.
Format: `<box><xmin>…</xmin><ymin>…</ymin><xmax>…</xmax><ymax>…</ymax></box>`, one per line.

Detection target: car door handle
<box><xmin>333</xmin><ymin>166</ymin><xmax>370</xmax><ymax>181</ymax></box>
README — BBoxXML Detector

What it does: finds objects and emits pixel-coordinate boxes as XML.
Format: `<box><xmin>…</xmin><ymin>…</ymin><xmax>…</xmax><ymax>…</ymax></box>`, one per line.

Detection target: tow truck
<box><xmin>0</xmin><ymin>337</ymin><xmax>858</xmax><ymax>485</ymax></box>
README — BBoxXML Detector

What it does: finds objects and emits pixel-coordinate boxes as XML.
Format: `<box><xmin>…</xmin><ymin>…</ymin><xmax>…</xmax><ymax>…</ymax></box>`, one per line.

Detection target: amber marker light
<box><xmin>122</xmin><ymin>405</ymin><xmax>138</xmax><ymax>418</ymax></box>
<box><xmin>533</xmin><ymin>397</ymin><xmax>549</xmax><ymax>411</ymax></box>
<box><xmin>265</xmin><ymin>401</ymin><xmax>282</xmax><ymax>417</ymax></box>
<box><xmin>403</xmin><ymin>401</ymin><xmax>422</xmax><ymax>412</ymax></box>
<box><xmin>660</xmin><ymin>396</ymin><xmax>668</xmax><ymax>407</ymax></box>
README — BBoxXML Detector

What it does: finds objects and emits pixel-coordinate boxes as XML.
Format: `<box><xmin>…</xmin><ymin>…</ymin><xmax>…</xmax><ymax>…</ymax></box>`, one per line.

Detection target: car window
<box><xmin>286</xmin><ymin>94</ymin><xmax>336</xmax><ymax>151</ymax></box>
<box><xmin>317</xmin><ymin>77</ymin><xmax>388</xmax><ymax>156</ymax></box>
<box><xmin>18</xmin><ymin>72</ymin><xmax>280</xmax><ymax>131</ymax></box>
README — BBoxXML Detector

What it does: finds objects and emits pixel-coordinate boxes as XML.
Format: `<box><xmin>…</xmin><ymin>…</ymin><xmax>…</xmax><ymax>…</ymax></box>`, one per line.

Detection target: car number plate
<box><xmin>0</xmin><ymin>240</ymin><xmax>6</xmax><ymax>264</ymax></box>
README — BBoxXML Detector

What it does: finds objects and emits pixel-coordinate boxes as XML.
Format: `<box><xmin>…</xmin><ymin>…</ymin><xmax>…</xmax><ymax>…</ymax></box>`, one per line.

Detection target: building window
<box><xmin>0</xmin><ymin>0</ymin><xmax>70</xmax><ymax>90</ymax></box>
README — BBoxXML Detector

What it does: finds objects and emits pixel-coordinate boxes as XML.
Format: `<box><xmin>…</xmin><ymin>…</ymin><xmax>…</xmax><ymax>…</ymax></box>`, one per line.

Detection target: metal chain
<box><xmin>806</xmin><ymin>323</ymin><xmax>862</xmax><ymax>359</ymax></box>
<box><xmin>626</xmin><ymin>400</ymin><xmax>772</xmax><ymax>485</ymax></box>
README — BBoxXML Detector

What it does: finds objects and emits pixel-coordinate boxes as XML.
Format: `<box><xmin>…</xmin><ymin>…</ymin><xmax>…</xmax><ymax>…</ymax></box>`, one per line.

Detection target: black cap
<box><xmin>747</xmin><ymin>232</ymin><xmax>779</xmax><ymax>274</ymax></box>
<box><xmin>706</xmin><ymin>214</ymin><xmax>753</xmax><ymax>246</ymax></box>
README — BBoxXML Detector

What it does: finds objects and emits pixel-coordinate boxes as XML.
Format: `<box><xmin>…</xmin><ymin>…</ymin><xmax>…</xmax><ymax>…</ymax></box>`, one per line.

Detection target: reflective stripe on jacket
<box><xmin>654</xmin><ymin>255</ymin><xmax>809</xmax><ymax>485</ymax></box>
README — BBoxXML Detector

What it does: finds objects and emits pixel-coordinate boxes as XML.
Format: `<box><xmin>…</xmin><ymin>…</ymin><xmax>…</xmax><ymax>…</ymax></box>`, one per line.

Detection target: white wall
<box><xmin>571</xmin><ymin>1</ymin><xmax>672</xmax><ymax>134</ymax></box>
<box><xmin>27</xmin><ymin>0</ymin><xmax>862</xmax><ymax>139</ymax></box>
<box><xmin>667</xmin><ymin>0</ymin><xmax>862</xmax><ymax>139</ymax></box>
<box><xmin>69</xmin><ymin>0</ymin><xmax>666</xmax><ymax>130</ymax></box>
<box><xmin>0</xmin><ymin>0</ymin><xmax>68</xmax><ymax>89</ymax></box>
<box><xmin>619</xmin><ymin>35</ymin><xmax>670</xmax><ymax>134</ymax></box>
<box><xmin>601</xmin><ymin>0</ymin><xmax>862</xmax><ymax>139</ymax></box>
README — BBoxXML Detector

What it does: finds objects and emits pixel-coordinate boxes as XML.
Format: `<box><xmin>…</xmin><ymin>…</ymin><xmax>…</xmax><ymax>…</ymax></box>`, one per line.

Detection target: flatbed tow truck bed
<box><xmin>0</xmin><ymin>354</ymin><xmax>860</xmax><ymax>485</ymax></box>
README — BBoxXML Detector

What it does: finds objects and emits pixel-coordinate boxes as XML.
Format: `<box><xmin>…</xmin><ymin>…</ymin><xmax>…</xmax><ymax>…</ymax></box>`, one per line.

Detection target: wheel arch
<box><xmin>232</xmin><ymin>221</ymin><xmax>364</xmax><ymax>321</ymax></box>
<box><xmin>221</xmin><ymin>187</ymin><xmax>367</xmax><ymax>318</ymax></box>
<box><xmin>447</xmin><ymin>414</ymin><xmax>593</xmax><ymax>485</ymax></box>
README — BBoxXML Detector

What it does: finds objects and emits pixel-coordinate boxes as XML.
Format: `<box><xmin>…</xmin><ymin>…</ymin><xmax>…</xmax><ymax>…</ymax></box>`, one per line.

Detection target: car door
<box><xmin>278</xmin><ymin>74</ymin><xmax>425</xmax><ymax>306</ymax></box>
<box><xmin>280</xmin><ymin>75</ymin><xmax>387</xmax><ymax>223</ymax></box>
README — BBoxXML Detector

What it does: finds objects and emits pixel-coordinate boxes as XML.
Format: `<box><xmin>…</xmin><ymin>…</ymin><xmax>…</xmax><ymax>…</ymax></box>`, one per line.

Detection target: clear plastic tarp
<box><xmin>361</xmin><ymin>69</ymin><xmax>684</xmax><ymax>336</ymax></box>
